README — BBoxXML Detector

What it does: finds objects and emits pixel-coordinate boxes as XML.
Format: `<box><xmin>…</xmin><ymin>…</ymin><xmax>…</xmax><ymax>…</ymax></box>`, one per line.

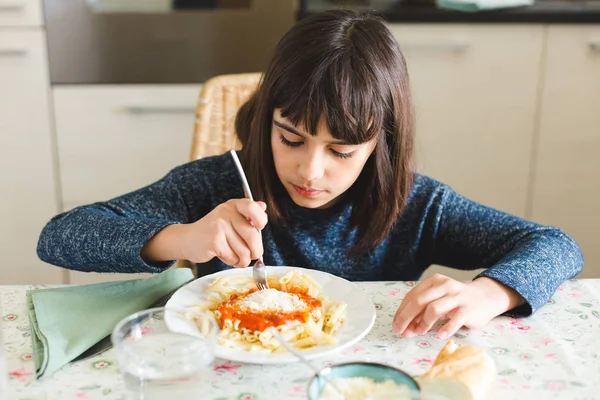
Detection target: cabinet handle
<box><xmin>0</xmin><ymin>48</ymin><xmax>27</xmax><ymax>56</ymax></box>
<box><xmin>400</xmin><ymin>41</ymin><xmax>470</xmax><ymax>53</ymax></box>
<box><xmin>0</xmin><ymin>3</ymin><xmax>25</xmax><ymax>11</ymax></box>
<box><xmin>120</xmin><ymin>106</ymin><xmax>196</xmax><ymax>115</ymax></box>
<box><xmin>590</xmin><ymin>41</ymin><xmax>600</xmax><ymax>52</ymax></box>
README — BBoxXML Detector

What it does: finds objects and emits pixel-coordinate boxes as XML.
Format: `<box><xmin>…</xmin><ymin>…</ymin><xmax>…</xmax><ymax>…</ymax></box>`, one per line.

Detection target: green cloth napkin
<box><xmin>26</xmin><ymin>268</ymin><xmax>194</xmax><ymax>379</ymax></box>
<box><xmin>437</xmin><ymin>0</ymin><xmax>533</xmax><ymax>12</ymax></box>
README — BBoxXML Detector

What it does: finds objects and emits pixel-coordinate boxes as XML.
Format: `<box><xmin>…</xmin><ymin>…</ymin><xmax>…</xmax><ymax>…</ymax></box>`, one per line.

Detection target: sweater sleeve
<box><xmin>422</xmin><ymin>182</ymin><xmax>583</xmax><ymax>317</ymax></box>
<box><xmin>37</xmin><ymin>164</ymin><xmax>209</xmax><ymax>274</ymax></box>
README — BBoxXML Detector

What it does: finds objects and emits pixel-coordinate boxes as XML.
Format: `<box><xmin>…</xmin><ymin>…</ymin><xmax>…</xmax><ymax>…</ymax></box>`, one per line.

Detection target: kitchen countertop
<box><xmin>299</xmin><ymin>0</ymin><xmax>600</xmax><ymax>23</ymax></box>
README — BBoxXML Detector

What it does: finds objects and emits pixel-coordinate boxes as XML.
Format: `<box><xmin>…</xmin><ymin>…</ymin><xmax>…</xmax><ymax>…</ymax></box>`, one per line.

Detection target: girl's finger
<box><xmin>223</xmin><ymin>227</ymin><xmax>252</xmax><ymax>268</ymax></box>
<box><xmin>231</xmin><ymin>213</ymin><xmax>264</xmax><ymax>261</ymax></box>
<box><xmin>213</xmin><ymin>240</ymin><xmax>240</xmax><ymax>268</ymax></box>
<box><xmin>234</xmin><ymin>199</ymin><xmax>268</xmax><ymax>230</ymax></box>
<box><xmin>437</xmin><ymin>309</ymin><xmax>468</xmax><ymax>340</ymax></box>
<box><xmin>393</xmin><ymin>282</ymin><xmax>448</xmax><ymax>334</ymax></box>
<box><xmin>417</xmin><ymin>296</ymin><xmax>460</xmax><ymax>335</ymax></box>
<box><xmin>401</xmin><ymin>313</ymin><xmax>423</xmax><ymax>338</ymax></box>
<box><xmin>392</xmin><ymin>275</ymin><xmax>453</xmax><ymax>329</ymax></box>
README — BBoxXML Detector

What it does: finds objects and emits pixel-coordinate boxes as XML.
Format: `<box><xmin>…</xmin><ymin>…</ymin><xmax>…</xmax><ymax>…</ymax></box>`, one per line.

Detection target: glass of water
<box><xmin>112</xmin><ymin>306</ymin><xmax>219</xmax><ymax>400</ymax></box>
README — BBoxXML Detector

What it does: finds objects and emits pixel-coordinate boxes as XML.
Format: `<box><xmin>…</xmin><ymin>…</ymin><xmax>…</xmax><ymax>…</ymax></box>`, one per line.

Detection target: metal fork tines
<box><xmin>229</xmin><ymin>150</ymin><xmax>269</xmax><ymax>290</ymax></box>
<box><xmin>253</xmin><ymin>258</ymin><xmax>268</xmax><ymax>290</ymax></box>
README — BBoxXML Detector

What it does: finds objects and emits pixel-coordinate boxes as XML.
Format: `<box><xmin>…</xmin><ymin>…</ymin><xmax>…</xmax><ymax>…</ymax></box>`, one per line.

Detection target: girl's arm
<box><xmin>37</xmin><ymin>164</ymin><xmax>205</xmax><ymax>274</ymax></box>
<box><xmin>421</xmin><ymin>180</ymin><xmax>583</xmax><ymax>317</ymax></box>
<box><xmin>392</xmin><ymin>177</ymin><xmax>583</xmax><ymax>338</ymax></box>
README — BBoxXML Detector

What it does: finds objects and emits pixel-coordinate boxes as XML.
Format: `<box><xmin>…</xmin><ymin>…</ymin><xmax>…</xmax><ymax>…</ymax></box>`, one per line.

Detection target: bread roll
<box><xmin>417</xmin><ymin>340</ymin><xmax>496</xmax><ymax>400</ymax></box>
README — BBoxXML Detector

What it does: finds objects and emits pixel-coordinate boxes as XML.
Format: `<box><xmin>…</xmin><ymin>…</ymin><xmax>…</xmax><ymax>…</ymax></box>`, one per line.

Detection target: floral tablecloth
<box><xmin>2</xmin><ymin>280</ymin><xmax>600</xmax><ymax>400</ymax></box>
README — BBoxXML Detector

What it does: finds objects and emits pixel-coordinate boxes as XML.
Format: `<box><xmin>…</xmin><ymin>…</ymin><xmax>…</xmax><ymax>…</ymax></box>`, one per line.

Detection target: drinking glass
<box><xmin>112</xmin><ymin>306</ymin><xmax>218</xmax><ymax>400</ymax></box>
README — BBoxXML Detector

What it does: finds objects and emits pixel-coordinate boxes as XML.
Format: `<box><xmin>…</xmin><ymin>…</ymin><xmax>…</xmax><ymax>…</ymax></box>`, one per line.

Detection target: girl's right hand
<box><xmin>179</xmin><ymin>199</ymin><xmax>268</xmax><ymax>268</ymax></box>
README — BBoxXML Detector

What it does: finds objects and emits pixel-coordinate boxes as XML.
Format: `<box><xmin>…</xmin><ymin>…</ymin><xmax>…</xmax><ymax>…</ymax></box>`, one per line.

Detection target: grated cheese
<box><xmin>237</xmin><ymin>289</ymin><xmax>308</xmax><ymax>313</ymax></box>
<box><xmin>320</xmin><ymin>377</ymin><xmax>411</xmax><ymax>400</ymax></box>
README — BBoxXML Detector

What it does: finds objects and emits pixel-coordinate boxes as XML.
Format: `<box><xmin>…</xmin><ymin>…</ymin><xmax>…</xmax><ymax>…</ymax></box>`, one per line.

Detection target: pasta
<box><xmin>183</xmin><ymin>269</ymin><xmax>347</xmax><ymax>352</ymax></box>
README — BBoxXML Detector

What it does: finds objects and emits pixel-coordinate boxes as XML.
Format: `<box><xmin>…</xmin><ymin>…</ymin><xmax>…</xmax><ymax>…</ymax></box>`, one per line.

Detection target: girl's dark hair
<box><xmin>235</xmin><ymin>9</ymin><xmax>414</xmax><ymax>255</ymax></box>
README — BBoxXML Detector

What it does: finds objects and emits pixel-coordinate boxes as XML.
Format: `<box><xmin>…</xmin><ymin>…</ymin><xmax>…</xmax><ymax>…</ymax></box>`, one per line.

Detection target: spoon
<box><xmin>270</xmin><ymin>327</ymin><xmax>346</xmax><ymax>399</ymax></box>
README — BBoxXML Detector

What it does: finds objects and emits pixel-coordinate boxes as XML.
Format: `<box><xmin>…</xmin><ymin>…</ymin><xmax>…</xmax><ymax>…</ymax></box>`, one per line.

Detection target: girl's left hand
<box><xmin>392</xmin><ymin>274</ymin><xmax>524</xmax><ymax>339</ymax></box>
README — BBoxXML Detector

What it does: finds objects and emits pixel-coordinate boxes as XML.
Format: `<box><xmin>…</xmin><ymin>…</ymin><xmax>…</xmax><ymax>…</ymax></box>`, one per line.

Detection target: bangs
<box><xmin>273</xmin><ymin>54</ymin><xmax>388</xmax><ymax>145</ymax></box>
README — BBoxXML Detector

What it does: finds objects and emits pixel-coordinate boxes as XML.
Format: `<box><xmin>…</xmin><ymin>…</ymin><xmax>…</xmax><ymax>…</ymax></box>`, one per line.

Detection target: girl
<box><xmin>37</xmin><ymin>10</ymin><xmax>583</xmax><ymax>339</ymax></box>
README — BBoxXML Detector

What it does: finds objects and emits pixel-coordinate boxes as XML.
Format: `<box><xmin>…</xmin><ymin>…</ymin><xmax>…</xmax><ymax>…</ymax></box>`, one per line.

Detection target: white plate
<box><xmin>165</xmin><ymin>266</ymin><xmax>376</xmax><ymax>365</ymax></box>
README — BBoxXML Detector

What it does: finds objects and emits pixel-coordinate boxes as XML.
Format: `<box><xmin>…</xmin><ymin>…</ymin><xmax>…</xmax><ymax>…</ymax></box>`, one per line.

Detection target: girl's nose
<box><xmin>298</xmin><ymin>151</ymin><xmax>325</xmax><ymax>182</ymax></box>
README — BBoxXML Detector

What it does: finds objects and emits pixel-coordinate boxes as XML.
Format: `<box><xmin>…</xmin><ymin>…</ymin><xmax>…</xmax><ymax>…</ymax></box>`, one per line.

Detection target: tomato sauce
<box><xmin>216</xmin><ymin>288</ymin><xmax>322</xmax><ymax>332</ymax></box>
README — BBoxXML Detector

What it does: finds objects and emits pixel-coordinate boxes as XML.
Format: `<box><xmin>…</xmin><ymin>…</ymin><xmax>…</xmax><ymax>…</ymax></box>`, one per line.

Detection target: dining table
<box><xmin>2</xmin><ymin>278</ymin><xmax>600</xmax><ymax>400</ymax></box>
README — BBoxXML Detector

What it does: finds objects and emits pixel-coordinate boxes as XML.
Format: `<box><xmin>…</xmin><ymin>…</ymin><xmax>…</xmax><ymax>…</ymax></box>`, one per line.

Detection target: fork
<box><xmin>229</xmin><ymin>150</ymin><xmax>269</xmax><ymax>291</ymax></box>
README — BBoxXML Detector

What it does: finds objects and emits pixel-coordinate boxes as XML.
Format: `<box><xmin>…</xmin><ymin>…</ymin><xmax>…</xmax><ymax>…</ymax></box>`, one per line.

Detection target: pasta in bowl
<box><xmin>165</xmin><ymin>266</ymin><xmax>376</xmax><ymax>364</ymax></box>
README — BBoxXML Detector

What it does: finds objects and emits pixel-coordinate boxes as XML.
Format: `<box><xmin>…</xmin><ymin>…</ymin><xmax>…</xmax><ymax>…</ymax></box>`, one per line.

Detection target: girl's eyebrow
<box><xmin>273</xmin><ymin>119</ymin><xmax>349</xmax><ymax>145</ymax></box>
<box><xmin>273</xmin><ymin>119</ymin><xmax>306</xmax><ymax>137</ymax></box>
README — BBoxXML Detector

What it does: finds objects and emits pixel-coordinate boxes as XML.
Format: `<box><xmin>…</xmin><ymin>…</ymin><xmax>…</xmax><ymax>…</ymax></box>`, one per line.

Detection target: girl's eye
<box><xmin>279</xmin><ymin>134</ymin><xmax>303</xmax><ymax>148</ymax></box>
<box><xmin>279</xmin><ymin>132</ymin><xmax>355</xmax><ymax>159</ymax></box>
<box><xmin>331</xmin><ymin>149</ymin><xmax>355</xmax><ymax>159</ymax></box>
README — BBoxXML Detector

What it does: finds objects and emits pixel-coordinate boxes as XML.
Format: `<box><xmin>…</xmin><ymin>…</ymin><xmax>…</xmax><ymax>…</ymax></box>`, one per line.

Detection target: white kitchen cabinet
<box><xmin>388</xmin><ymin>24</ymin><xmax>544</xmax><ymax>218</ymax></box>
<box><xmin>0</xmin><ymin>0</ymin><xmax>43</xmax><ymax>27</ymax></box>
<box><xmin>52</xmin><ymin>85</ymin><xmax>201</xmax><ymax>284</ymax></box>
<box><xmin>532</xmin><ymin>25</ymin><xmax>600</xmax><ymax>278</ymax></box>
<box><xmin>53</xmin><ymin>85</ymin><xmax>202</xmax><ymax>205</ymax></box>
<box><xmin>0</xmin><ymin>29</ymin><xmax>62</xmax><ymax>284</ymax></box>
<box><xmin>388</xmin><ymin>24</ymin><xmax>544</xmax><ymax>281</ymax></box>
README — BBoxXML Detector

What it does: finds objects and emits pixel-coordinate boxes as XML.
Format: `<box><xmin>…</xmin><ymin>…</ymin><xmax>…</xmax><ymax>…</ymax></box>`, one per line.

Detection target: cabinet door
<box><xmin>53</xmin><ymin>85</ymin><xmax>201</xmax><ymax>284</ymax></box>
<box><xmin>388</xmin><ymin>24</ymin><xmax>544</xmax><ymax>218</ymax></box>
<box><xmin>0</xmin><ymin>0</ymin><xmax>43</xmax><ymax>27</ymax></box>
<box><xmin>0</xmin><ymin>30</ymin><xmax>62</xmax><ymax>284</ymax></box>
<box><xmin>388</xmin><ymin>24</ymin><xmax>544</xmax><ymax>281</ymax></box>
<box><xmin>532</xmin><ymin>25</ymin><xmax>600</xmax><ymax>278</ymax></box>
<box><xmin>53</xmin><ymin>85</ymin><xmax>202</xmax><ymax>205</ymax></box>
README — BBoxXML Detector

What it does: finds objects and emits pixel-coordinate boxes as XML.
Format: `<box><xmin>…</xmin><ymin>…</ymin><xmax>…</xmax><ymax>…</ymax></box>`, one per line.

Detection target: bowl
<box><xmin>306</xmin><ymin>362</ymin><xmax>420</xmax><ymax>400</ymax></box>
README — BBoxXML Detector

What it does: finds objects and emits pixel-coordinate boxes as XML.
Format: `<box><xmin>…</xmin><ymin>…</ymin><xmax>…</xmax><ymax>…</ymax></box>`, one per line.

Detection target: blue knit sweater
<box><xmin>37</xmin><ymin>153</ymin><xmax>583</xmax><ymax>316</ymax></box>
